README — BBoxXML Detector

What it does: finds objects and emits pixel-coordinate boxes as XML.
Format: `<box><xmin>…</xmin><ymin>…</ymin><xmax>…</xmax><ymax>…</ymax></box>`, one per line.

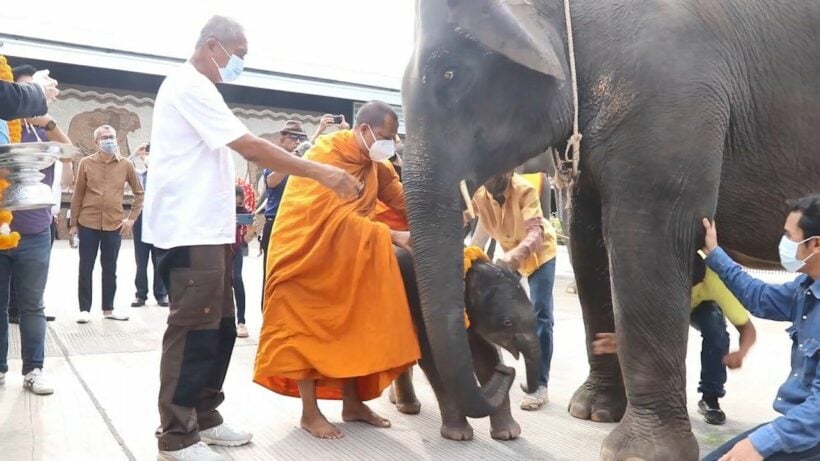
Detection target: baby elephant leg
<box><xmin>468</xmin><ymin>331</ymin><xmax>520</xmax><ymax>441</ymax></box>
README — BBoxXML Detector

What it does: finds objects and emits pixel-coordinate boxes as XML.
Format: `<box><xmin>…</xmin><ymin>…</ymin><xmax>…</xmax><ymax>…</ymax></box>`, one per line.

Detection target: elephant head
<box><xmin>465</xmin><ymin>260</ymin><xmax>542</xmax><ymax>395</ymax></box>
<box><xmin>401</xmin><ymin>0</ymin><xmax>571</xmax><ymax>417</ymax></box>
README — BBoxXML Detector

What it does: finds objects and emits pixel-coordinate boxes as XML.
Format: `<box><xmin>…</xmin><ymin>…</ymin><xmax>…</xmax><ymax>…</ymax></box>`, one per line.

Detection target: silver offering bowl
<box><xmin>0</xmin><ymin>142</ymin><xmax>77</xmax><ymax>211</ymax></box>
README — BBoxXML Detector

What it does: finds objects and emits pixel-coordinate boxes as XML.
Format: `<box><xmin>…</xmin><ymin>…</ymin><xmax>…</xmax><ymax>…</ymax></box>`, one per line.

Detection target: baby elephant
<box><xmin>392</xmin><ymin>249</ymin><xmax>541</xmax><ymax>441</ymax></box>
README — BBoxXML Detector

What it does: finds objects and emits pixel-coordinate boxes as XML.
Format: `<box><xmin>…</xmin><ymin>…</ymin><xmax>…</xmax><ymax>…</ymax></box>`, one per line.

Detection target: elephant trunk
<box><xmin>403</xmin><ymin>147</ymin><xmax>514</xmax><ymax>418</ymax></box>
<box><xmin>516</xmin><ymin>333</ymin><xmax>542</xmax><ymax>395</ymax></box>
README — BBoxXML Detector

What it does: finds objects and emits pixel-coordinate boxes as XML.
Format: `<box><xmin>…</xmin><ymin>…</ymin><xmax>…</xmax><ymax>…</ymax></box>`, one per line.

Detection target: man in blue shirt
<box><xmin>259</xmin><ymin>121</ymin><xmax>307</xmax><ymax>287</ymax></box>
<box><xmin>702</xmin><ymin>194</ymin><xmax>820</xmax><ymax>461</ymax></box>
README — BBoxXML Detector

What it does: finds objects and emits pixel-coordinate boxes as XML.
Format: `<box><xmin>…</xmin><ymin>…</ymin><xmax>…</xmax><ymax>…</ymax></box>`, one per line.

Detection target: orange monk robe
<box><xmin>254</xmin><ymin>131</ymin><xmax>420</xmax><ymax>401</ymax></box>
<box><xmin>373</xmin><ymin>161</ymin><xmax>409</xmax><ymax>231</ymax></box>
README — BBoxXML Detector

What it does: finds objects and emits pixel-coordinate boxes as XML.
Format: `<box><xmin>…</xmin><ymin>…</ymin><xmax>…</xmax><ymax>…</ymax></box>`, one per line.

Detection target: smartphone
<box><xmin>332</xmin><ymin>115</ymin><xmax>344</xmax><ymax>124</ymax></box>
<box><xmin>145</xmin><ymin>143</ymin><xmax>151</xmax><ymax>153</ymax></box>
<box><xmin>236</xmin><ymin>213</ymin><xmax>253</xmax><ymax>225</ymax></box>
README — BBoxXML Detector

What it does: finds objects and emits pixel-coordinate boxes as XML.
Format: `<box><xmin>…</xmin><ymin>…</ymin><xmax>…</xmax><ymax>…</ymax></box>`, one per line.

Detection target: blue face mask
<box><xmin>211</xmin><ymin>41</ymin><xmax>244</xmax><ymax>83</ymax></box>
<box><xmin>99</xmin><ymin>138</ymin><xmax>118</xmax><ymax>155</ymax></box>
<box><xmin>778</xmin><ymin>235</ymin><xmax>818</xmax><ymax>272</ymax></box>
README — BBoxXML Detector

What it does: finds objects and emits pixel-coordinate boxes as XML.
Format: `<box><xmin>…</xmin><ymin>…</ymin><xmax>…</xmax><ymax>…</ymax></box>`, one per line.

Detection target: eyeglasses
<box><xmin>284</xmin><ymin>134</ymin><xmax>307</xmax><ymax>142</ymax></box>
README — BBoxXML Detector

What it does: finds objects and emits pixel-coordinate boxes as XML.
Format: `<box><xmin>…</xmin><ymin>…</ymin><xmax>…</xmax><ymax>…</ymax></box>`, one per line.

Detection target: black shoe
<box><xmin>156</xmin><ymin>296</ymin><xmax>170</xmax><ymax>308</ymax></box>
<box><xmin>698</xmin><ymin>399</ymin><xmax>726</xmax><ymax>425</ymax></box>
<box><xmin>131</xmin><ymin>297</ymin><xmax>147</xmax><ymax>308</ymax></box>
<box><xmin>8</xmin><ymin>313</ymin><xmax>19</xmax><ymax>324</ymax></box>
<box><xmin>45</xmin><ymin>315</ymin><xmax>55</xmax><ymax>322</ymax></box>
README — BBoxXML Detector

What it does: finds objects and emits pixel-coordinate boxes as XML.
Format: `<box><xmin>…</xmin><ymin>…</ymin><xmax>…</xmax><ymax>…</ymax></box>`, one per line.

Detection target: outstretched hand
<box><xmin>702</xmin><ymin>218</ymin><xmax>718</xmax><ymax>255</ymax></box>
<box><xmin>592</xmin><ymin>333</ymin><xmax>617</xmax><ymax>355</ymax></box>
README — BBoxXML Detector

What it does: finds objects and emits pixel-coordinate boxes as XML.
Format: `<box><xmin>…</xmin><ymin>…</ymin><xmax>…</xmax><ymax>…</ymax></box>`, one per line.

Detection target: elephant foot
<box><xmin>389</xmin><ymin>374</ymin><xmax>421</xmax><ymax>415</ymax></box>
<box><xmin>600</xmin><ymin>412</ymin><xmax>698</xmax><ymax>461</ymax></box>
<box><xmin>568</xmin><ymin>378</ymin><xmax>626</xmax><ymax>423</ymax></box>
<box><xmin>440</xmin><ymin>420</ymin><xmax>474</xmax><ymax>441</ymax></box>
<box><xmin>490</xmin><ymin>417</ymin><xmax>521</xmax><ymax>441</ymax></box>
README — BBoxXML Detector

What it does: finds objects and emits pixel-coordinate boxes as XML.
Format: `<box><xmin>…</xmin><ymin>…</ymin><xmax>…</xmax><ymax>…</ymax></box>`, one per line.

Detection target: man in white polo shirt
<box><xmin>144</xmin><ymin>15</ymin><xmax>360</xmax><ymax>461</ymax></box>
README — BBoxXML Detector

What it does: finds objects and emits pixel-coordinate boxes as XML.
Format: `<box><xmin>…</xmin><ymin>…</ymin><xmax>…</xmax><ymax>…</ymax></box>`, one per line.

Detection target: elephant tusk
<box><xmin>459</xmin><ymin>180</ymin><xmax>475</xmax><ymax>220</ymax></box>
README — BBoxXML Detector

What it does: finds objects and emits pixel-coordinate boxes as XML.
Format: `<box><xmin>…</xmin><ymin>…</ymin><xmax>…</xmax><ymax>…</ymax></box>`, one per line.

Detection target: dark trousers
<box><xmin>260</xmin><ymin>216</ymin><xmax>275</xmax><ymax>310</ymax></box>
<box><xmin>702</xmin><ymin>424</ymin><xmax>820</xmax><ymax>460</ymax></box>
<box><xmin>78</xmin><ymin>225</ymin><xmax>121</xmax><ymax>311</ymax></box>
<box><xmin>8</xmin><ymin>220</ymin><xmax>57</xmax><ymax>318</ymax></box>
<box><xmin>133</xmin><ymin>215</ymin><xmax>167</xmax><ymax>301</ymax></box>
<box><xmin>0</xmin><ymin>228</ymin><xmax>51</xmax><ymax>375</ymax></box>
<box><xmin>232</xmin><ymin>246</ymin><xmax>246</xmax><ymax>324</ymax></box>
<box><xmin>156</xmin><ymin>245</ymin><xmax>235</xmax><ymax>451</ymax></box>
<box><xmin>528</xmin><ymin>258</ymin><xmax>556</xmax><ymax>387</ymax></box>
<box><xmin>690</xmin><ymin>301</ymin><xmax>730</xmax><ymax>398</ymax></box>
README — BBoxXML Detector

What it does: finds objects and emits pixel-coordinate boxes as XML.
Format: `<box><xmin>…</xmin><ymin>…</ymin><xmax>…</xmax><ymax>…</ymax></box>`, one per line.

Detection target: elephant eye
<box><xmin>443</xmin><ymin>70</ymin><xmax>455</xmax><ymax>80</ymax></box>
<box><xmin>503</xmin><ymin>319</ymin><xmax>513</xmax><ymax>328</ymax></box>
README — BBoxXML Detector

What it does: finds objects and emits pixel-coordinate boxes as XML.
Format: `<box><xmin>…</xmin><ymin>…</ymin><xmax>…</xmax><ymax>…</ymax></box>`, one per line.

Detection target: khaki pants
<box><xmin>156</xmin><ymin>245</ymin><xmax>236</xmax><ymax>451</ymax></box>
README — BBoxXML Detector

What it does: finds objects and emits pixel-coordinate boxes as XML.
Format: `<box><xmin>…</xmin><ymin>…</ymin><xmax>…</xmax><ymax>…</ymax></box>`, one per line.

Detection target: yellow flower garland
<box><xmin>0</xmin><ymin>56</ymin><xmax>22</xmax><ymax>143</ymax></box>
<box><xmin>0</xmin><ymin>55</ymin><xmax>21</xmax><ymax>250</ymax></box>
<box><xmin>461</xmin><ymin>246</ymin><xmax>491</xmax><ymax>328</ymax></box>
<box><xmin>0</xmin><ymin>180</ymin><xmax>20</xmax><ymax>250</ymax></box>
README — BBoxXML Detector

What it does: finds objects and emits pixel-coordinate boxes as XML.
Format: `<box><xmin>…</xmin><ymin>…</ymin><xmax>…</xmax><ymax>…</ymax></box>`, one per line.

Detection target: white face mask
<box><xmin>778</xmin><ymin>235</ymin><xmax>818</xmax><ymax>272</ymax></box>
<box><xmin>360</xmin><ymin>125</ymin><xmax>395</xmax><ymax>162</ymax></box>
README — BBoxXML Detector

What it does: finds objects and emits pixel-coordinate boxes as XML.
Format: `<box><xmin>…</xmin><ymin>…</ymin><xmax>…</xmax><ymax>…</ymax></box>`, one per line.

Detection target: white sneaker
<box><xmin>76</xmin><ymin>311</ymin><xmax>91</xmax><ymax>324</ymax></box>
<box><xmin>23</xmin><ymin>368</ymin><xmax>53</xmax><ymax>395</ymax></box>
<box><xmin>236</xmin><ymin>324</ymin><xmax>249</xmax><ymax>338</ymax></box>
<box><xmin>199</xmin><ymin>423</ymin><xmax>253</xmax><ymax>447</ymax></box>
<box><xmin>103</xmin><ymin>310</ymin><xmax>129</xmax><ymax>321</ymax></box>
<box><xmin>520</xmin><ymin>385</ymin><xmax>548</xmax><ymax>411</ymax></box>
<box><xmin>157</xmin><ymin>441</ymin><xmax>227</xmax><ymax>461</ymax></box>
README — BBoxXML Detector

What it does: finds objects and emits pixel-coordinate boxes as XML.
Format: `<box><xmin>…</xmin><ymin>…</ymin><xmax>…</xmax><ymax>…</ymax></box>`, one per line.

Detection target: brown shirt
<box><xmin>70</xmin><ymin>152</ymin><xmax>144</xmax><ymax>231</ymax></box>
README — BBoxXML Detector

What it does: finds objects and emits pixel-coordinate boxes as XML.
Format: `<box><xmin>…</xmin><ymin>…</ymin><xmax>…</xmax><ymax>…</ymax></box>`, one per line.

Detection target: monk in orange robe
<box><xmin>254</xmin><ymin>101</ymin><xmax>420</xmax><ymax>439</ymax></box>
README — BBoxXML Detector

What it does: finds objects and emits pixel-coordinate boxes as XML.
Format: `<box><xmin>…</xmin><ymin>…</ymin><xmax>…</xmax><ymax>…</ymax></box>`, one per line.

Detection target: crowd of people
<box><xmin>0</xmin><ymin>13</ymin><xmax>817</xmax><ymax>461</ymax></box>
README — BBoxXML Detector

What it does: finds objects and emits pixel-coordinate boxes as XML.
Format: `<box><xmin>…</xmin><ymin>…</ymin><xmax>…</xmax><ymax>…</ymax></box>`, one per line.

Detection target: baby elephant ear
<box><xmin>447</xmin><ymin>0</ymin><xmax>566</xmax><ymax>80</ymax></box>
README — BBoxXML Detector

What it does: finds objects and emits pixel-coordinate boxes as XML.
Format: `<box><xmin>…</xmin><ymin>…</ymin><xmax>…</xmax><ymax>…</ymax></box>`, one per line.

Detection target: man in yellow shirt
<box><xmin>594</xmin><ymin>255</ymin><xmax>757</xmax><ymax>425</ymax></box>
<box><xmin>471</xmin><ymin>171</ymin><xmax>557</xmax><ymax>410</ymax></box>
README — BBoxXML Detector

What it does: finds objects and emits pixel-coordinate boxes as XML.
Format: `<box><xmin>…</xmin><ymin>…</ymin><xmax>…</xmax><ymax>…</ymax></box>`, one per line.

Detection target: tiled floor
<box><xmin>0</xmin><ymin>242</ymin><xmax>789</xmax><ymax>460</ymax></box>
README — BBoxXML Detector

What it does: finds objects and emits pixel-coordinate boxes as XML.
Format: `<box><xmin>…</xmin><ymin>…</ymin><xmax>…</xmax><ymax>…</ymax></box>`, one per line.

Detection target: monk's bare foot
<box><xmin>342</xmin><ymin>403</ymin><xmax>391</xmax><ymax>428</ymax></box>
<box><xmin>301</xmin><ymin>414</ymin><xmax>344</xmax><ymax>439</ymax></box>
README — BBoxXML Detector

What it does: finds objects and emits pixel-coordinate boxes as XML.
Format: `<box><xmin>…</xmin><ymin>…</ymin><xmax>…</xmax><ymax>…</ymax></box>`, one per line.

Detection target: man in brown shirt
<box><xmin>69</xmin><ymin>124</ymin><xmax>144</xmax><ymax>323</ymax></box>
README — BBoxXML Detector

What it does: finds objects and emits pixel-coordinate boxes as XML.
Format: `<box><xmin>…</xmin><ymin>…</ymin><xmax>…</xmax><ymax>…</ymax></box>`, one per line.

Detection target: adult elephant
<box><xmin>401</xmin><ymin>1</ymin><xmax>820</xmax><ymax>460</ymax></box>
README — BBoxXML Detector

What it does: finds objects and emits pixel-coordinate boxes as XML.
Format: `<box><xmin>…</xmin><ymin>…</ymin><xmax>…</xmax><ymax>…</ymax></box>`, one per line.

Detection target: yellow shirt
<box><xmin>691</xmin><ymin>268</ymin><xmax>750</xmax><ymax>326</ymax></box>
<box><xmin>472</xmin><ymin>173</ymin><xmax>556</xmax><ymax>276</ymax></box>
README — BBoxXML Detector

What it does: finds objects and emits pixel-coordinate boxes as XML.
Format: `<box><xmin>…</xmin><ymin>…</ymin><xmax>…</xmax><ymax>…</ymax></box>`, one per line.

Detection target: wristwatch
<box><xmin>44</xmin><ymin>120</ymin><xmax>57</xmax><ymax>131</ymax></box>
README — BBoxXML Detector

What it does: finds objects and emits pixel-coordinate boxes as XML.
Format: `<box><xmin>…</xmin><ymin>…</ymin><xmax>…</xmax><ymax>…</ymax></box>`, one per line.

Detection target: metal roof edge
<box><xmin>0</xmin><ymin>34</ymin><xmax>402</xmax><ymax>105</ymax></box>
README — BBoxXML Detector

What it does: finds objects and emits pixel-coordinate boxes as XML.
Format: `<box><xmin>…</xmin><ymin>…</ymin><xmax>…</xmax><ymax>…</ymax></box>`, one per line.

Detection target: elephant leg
<box><xmin>392</xmin><ymin>246</ymin><xmax>423</xmax><ymax>416</ymax></box>
<box><xmin>595</xmin><ymin>96</ymin><xmax>725</xmax><ymax>461</ymax></box>
<box><xmin>390</xmin><ymin>368</ymin><xmax>421</xmax><ymax>415</ymax></box>
<box><xmin>567</xmin><ymin>180</ymin><xmax>626</xmax><ymax>423</ymax></box>
<box><xmin>468</xmin><ymin>331</ymin><xmax>519</xmax><ymax>441</ymax></box>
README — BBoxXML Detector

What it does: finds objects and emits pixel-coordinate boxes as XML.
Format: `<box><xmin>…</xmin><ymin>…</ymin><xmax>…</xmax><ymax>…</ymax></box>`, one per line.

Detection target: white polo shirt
<box><xmin>143</xmin><ymin>62</ymin><xmax>249</xmax><ymax>249</ymax></box>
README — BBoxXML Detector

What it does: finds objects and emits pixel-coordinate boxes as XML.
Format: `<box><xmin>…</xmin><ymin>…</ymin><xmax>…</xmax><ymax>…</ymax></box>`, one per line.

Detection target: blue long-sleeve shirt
<box><xmin>705</xmin><ymin>247</ymin><xmax>820</xmax><ymax>456</ymax></box>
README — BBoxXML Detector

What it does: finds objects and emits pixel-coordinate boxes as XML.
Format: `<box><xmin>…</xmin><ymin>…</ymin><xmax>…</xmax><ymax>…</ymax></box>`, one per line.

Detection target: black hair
<box><xmin>12</xmin><ymin>65</ymin><xmax>37</xmax><ymax>82</ymax></box>
<box><xmin>235</xmin><ymin>185</ymin><xmax>245</xmax><ymax>198</ymax></box>
<box><xmin>354</xmin><ymin>101</ymin><xmax>398</xmax><ymax>128</ymax></box>
<box><xmin>788</xmin><ymin>194</ymin><xmax>820</xmax><ymax>240</ymax></box>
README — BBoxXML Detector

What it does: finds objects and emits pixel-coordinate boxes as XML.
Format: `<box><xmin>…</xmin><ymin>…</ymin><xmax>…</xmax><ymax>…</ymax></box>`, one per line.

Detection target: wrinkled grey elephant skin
<box><xmin>401</xmin><ymin>1</ymin><xmax>820</xmax><ymax>459</ymax></box>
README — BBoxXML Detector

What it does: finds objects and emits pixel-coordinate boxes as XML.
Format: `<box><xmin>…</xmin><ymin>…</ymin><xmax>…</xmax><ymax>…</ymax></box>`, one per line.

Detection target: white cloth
<box><xmin>143</xmin><ymin>62</ymin><xmax>249</xmax><ymax>249</ymax></box>
<box><xmin>51</xmin><ymin>160</ymin><xmax>62</xmax><ymax>216</ymax></box>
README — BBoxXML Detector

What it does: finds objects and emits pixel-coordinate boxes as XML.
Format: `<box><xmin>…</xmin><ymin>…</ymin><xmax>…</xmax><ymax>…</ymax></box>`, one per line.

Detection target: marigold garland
<box><xmin>0</xmin><ymin>56</ymin><xmax>22</xmax><ymax>143</ymax></box>
<box><xmin>462</xmin><ymin>246</ymin><xmax>490</xmax><ymax>329</ymax></box>
<box><xmin>0</xmin><ymin>180</ymin><xmax>21</xmax><ymax>250</ymax></box>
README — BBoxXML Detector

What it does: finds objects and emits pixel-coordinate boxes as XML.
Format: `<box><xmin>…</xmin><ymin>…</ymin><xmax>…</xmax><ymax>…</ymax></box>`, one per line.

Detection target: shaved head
<box><xmin>354</xmin><ymin>101</ymin><xmax>398</xmax><ymax>129</ymax></box>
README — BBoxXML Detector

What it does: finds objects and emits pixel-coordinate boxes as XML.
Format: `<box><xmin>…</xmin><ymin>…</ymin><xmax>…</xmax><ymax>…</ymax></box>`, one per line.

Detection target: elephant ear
<box><xmin>447</xmin><ymin>0</ymin><xmax>566</xmax><ymax>80</ymax></box>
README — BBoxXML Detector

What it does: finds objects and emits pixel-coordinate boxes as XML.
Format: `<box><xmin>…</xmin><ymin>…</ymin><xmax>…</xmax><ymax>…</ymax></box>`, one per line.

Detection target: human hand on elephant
<box><xmin>702</xmin><ymin>218</ymin><xmax>718</xmax><ymax>254</ymax></box>
<box><xmin>592</xmin><ymin>333</ymin><xmax>617</xmax><ymax>355</ymax></box>
<box><xmin>391</xmin><ymin>230</ymin><xmax>412</xmax><ymax>253</ymax></box>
